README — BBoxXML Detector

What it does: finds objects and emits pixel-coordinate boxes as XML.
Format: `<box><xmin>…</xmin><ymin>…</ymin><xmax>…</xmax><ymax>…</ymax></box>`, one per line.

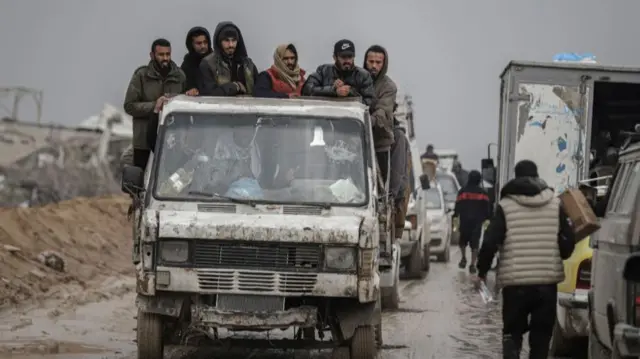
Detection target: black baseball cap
<box><xmin>334</xmin><ymin>39</ymin><xmax>355</xmax><ymax>57</ymax></box>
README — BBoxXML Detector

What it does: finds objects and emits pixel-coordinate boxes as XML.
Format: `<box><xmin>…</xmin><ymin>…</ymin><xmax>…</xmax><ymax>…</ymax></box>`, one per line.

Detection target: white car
<box><xmin>435</xmin><ymin>170</ymin><xmax>461</xmax><ymax>244</ymax></box>
<box><xmin>424</xmin><ymin>184</ymin><xmax>452</xmax><ymax>262</ymax></box>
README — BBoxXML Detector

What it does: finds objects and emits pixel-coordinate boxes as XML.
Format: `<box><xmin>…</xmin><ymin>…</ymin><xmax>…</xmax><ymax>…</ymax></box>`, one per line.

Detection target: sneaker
<box><xmin>469</xmin><ymin>265</ymin><xmax>477</xmax><ymax>274</ymax></box>
<box><xmin>458</xmin><ymin>258</ymin><xmax>467</xmax><ymax>269</ymax></box>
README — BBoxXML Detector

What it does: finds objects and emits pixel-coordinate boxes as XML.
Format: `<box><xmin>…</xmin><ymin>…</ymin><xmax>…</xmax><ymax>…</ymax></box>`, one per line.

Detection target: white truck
<box><xmin>122</xmin><ymin>95</ymin><xmax>403</xmax><ymax>359</ymax></box>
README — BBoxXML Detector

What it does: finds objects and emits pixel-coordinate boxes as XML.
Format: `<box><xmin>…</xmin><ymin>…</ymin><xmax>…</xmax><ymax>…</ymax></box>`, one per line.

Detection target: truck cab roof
<box><xmin>160</xmin><ymin>95</ymin><xmax>369</xmax><ymax>125</ymax></box>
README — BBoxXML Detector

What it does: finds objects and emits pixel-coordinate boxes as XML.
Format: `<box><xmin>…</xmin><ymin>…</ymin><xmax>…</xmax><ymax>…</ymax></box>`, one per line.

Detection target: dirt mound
<box><xmin>0</xmin><ymin>195</ymin><xmax>132</xmax><ymax>309</ymax></box>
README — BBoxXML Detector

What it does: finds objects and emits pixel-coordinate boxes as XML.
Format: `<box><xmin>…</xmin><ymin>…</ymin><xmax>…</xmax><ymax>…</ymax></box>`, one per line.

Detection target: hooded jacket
<box><xmin>197</xmin><ymin>21</ymin><xmax>258</xmax><ymax>96</ymax></box>
<box><xmin>364</xmin><ymin>45</ymin><xmax>397</xmax><ymax>151</ymax></box>
<box><xmin>180</xmin><ymin>26</ymin><xmax>212</xmax><ymax>91</ymax></box>
<box><xmin>454</xmin><ymin>170</ymin><xmax>491</xmax><ymax>228</ymax></box>
<box><xmin>476</xmin><ymin>177</ymin><xmax>575</xmax><ymax>287</ymax></box>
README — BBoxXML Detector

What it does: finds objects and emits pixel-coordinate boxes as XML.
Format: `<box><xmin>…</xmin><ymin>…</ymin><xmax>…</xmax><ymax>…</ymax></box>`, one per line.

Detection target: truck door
<box><xmin>499</xmin><ymin>74</ymin><xmax>590</xmax><ymax>194</ymax></box>
<box><xmin>592</xmin><ymin>159</ymin><xmax>640</xmax><ymax>347</ymax></box>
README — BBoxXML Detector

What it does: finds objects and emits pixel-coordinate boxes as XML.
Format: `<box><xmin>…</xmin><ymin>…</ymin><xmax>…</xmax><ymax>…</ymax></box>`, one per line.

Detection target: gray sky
<box><xmin>1</xmin><ymin>0</ymin><xmax>638</xmax><ymax>168</ymax></box>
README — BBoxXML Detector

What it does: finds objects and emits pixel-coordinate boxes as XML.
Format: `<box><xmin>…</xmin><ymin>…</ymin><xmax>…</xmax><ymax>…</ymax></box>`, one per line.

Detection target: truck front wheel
<box><xmin>406</xmin><ymin>241</ymin><xmax>425</xmax><ymax>279</ymax></box>
<box><xmin>350</xmin><ymin>325</ymin><xmax>377</xmax><ymax>359</ymax></box>
<box><xmin>137</xmin><ymin>309</ymin><xmax>164</xmax><ymax>359</ymax></box>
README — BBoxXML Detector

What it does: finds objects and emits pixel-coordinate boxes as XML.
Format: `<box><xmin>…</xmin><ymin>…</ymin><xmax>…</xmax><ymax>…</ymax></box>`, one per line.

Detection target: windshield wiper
<box><xmin>187</xmin><ymin>191</ymin><xmax>256</xmax><ymax>207</ymax></box>
<box><xmin>283</xmin><ymin>201</ymin><xmax>332</xmax><ymax>210</ymax></box>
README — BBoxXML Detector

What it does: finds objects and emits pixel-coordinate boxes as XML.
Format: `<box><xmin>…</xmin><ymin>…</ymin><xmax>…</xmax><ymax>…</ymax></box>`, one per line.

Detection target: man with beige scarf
<box><xmin>254</xmin><ymin>44</ymin><xmax>306</xmax><ymax>98</ymax></box>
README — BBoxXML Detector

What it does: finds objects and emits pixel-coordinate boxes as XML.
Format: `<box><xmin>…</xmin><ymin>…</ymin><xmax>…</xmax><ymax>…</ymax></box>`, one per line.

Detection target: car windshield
<box><xmin>436</xmin><ymin>173</ymin><xmax>458</xmax><ymax>203</ymax></box>
<box><xmin>426</xmin><ymin>188</ymin><xmax>442</xmax><ymax>209</ymax></box>
<box><xmin>438</xmin><ymin>156</ymin><xmax>456</xmax><ymax>171</ymax></box>
<box><xmin>152</xmin><ymin>112</ymin><xmax>368</xmax><ymax>206</ymax></box>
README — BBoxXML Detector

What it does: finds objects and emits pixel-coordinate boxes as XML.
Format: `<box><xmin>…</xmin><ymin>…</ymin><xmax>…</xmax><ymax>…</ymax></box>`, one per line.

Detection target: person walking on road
<box><xmin>475</xmin><ymin>160</ymin><xmax>576</xmax><ymax>359</ymax></box>
<box><xmin>453</xmin><ymin>170</ymin><xmax>491</xmax><ymax>273</ymax></box>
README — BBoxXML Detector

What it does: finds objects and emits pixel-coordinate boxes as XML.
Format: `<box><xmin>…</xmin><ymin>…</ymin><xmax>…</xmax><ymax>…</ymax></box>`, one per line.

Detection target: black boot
<box><xmin>502</xmin><ymin>335</ymin><xmax>522</xmax><ymax>359</ymax></box>
<box><xmin>458</xmin><ymin>257</ymin><xmax>467</xmax><ymax>269</ymax></box>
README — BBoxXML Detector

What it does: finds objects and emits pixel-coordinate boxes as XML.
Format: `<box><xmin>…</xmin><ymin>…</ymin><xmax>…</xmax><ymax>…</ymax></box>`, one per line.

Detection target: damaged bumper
<box><xmin>192</xmin><ymin>305</ymin><xmax>317</xmax><ymax>330</ymax></box>
<box><xmin>557</xmin><ymin>289</ymin><xmax>589</xmax><ymax>337</ymax></box>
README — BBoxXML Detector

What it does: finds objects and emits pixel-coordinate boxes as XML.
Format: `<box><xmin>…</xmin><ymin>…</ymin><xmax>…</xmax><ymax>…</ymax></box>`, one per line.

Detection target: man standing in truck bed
<box><xmin>302</xmin><ymin>39</ymin><xmax>374</xmax><ymax>106</ymax></box>
<box><xmin>198</xmin><ymin>21</ymin><xmax>258</xmax><ymax>96</ymax></box>
<box><xmin>123</xmin><ymin>38</ymin><xmax>186</xmax><ymax>170</ymax></box>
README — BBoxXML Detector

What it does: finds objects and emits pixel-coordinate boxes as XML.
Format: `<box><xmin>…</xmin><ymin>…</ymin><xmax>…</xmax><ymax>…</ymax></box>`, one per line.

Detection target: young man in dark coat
<box><xmin>302</xmin><ymin>39</ymin><xmax>374</xmax><ymax>106</ymax></box>
<box><xmin>198</xmin><ymin>21</ymin><xmax>258</xmax><ymax>96</ymax></box>
<box><xmin>180</xmin><ymin>26</ymin><xmax>212</xmax><ymax>94</ymax></box>
<box><xmin>454</xmin><ymin>170</ymin><xmax>491</xmax><ymax>273</ymax></box>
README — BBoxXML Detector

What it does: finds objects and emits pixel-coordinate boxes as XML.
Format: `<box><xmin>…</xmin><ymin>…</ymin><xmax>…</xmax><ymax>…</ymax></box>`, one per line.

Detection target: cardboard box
<box><xmin>559</xmin><ymin>188</ymin><xmax>601</xmax><ymax>241</ymax></box>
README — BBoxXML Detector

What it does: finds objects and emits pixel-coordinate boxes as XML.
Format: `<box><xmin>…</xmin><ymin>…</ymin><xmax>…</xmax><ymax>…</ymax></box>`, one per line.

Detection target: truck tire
<box><xmin>588</xmin><ymin>326</ymin><xmax>611</xmax><ymax>359</ymax></box>
<box><xmin>406</xmin><ymin>242</ymin><xmax>425</xmax><ymax>279</ymax></box>
<box><xmin>350</xmin><ymin>326</ymin><xmax>376</xmax><ymax>359</ymax></box>
<box><xmin>422</xmin><ymin>241</ymin><xmax>431</xmax><ymax>272</ymax></box>
<box><xmin>549</xmin><ymin>319</ymin><xmax>572</xmax><ymax>357</ymax></box>
<box><xmin>375</xmin><ymin>322</ymin><xmax>383</xmax><ymax>348</ymax></box>
<box><xmin>137</xmin><ymin>310</ymin><xmax>164</xmax><ymax>359</ymax></box>
<box><xmin>436</xmin><ymin>245</ymin><xmax>450</xmax><ymax>263</ymax></box>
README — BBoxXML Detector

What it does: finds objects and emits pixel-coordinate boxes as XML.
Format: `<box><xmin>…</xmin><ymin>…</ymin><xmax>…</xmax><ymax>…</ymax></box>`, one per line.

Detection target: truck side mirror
<box><xmin>623</xmin><ymin>253</ymin><xmax>640</xmax><ymax>282</ymax></box>
<box><xmin>481</xmin><ymin>158</ymin><xmax>496</xmax><ymax>184</ymax></box>
<box><xmin>419</xmin><ymin>174</ymin><xmax>430</xmax><ymax>190</ymax></box>
<box><xmin>121</xmin><ymin>165</ymin><xmax>144</xmax><ymax>195</ymax></box>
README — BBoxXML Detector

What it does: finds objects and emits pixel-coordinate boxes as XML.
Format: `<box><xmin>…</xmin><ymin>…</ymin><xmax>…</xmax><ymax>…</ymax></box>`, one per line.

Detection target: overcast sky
<box><xmin>1</xmin><ymin>0</ymin><xmax>638</xmax><ymax>168</ymax></box>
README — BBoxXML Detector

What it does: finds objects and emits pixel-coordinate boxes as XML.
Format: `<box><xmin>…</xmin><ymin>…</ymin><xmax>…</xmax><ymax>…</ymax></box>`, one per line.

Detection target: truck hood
<box><xmin>156</xmin><ymin>211</ymin><xmax>365</xmax><ymax>245</ymax></box>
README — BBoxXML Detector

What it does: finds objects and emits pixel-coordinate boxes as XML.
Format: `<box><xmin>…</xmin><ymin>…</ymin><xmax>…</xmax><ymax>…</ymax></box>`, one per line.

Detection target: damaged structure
<box><xmin>0</xmin><ymin>103</ymin><xmax>132</xmax><ymax>207</ymax></box>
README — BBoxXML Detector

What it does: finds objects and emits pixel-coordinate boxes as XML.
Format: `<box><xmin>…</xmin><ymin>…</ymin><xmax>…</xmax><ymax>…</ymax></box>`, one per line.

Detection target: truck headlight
<box><xmin>325</xmin><ymin>247</ymin><xmax>356</xmax><ymax>271</ymax></box>
<box><xmin>159</xmin><ymin>240</ymin><xmax>189</xmax><ymax>263</ymax></box>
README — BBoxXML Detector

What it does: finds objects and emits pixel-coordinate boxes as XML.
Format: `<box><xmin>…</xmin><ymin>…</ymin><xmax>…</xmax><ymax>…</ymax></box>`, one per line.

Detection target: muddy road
<box><xmin>0</xmin><ymin>249</ymin><xmax>581</xmax><ymax>359</ymax></box>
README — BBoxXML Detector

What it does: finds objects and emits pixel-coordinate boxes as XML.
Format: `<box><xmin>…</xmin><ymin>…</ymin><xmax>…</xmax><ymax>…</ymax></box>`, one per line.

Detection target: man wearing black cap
<box><xmin>198</xmin><ymin>21</ymin><xmax>258</xmax><ymax>96</ymax></box>
<box><xmin>301</xmin><ymin>39</ymin><xmax>374</xmax><ymax>105</ymax></box>
<box><xmin>475</xmin><ymin>159</ymin><xmax>576</xmax><ymax>359</ymax></box>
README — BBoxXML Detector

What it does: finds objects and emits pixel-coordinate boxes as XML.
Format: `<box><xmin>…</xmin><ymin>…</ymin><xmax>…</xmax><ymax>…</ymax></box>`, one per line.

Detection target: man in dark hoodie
<box><xmin>302</xmin><ymin>39</ymin><xmax>374</xmax><ymax>106</ymax></box>
<box><xmin>181</xmin><ymin>26</ymin><xmax>212</xmax><ymax>94</ymax></box>
<box><xmin>198</xmin><ymin>21</ymin><xmax>259</xmax><ymax>96</ymax></box>
<box><xmin>453</xmin><ymin>170</ymin><xmax>491</xmax><ymax>272</ymax></box>
<box><xmin>475</xmin><ymin>160</ymin><xmax>575</xmax><ymax>359</ymax></box>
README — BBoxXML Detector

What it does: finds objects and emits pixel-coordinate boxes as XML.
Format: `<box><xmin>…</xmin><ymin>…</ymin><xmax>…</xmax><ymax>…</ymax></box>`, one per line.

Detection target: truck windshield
<box><xmin>426</xmin><ymin>188</ymin><xmax>443</xmax><ymax>209</ymax></box>
<box><xmin>152</xmin><ymin>112</ymin><xmax>368</xmax><ymax>206</ymax></box>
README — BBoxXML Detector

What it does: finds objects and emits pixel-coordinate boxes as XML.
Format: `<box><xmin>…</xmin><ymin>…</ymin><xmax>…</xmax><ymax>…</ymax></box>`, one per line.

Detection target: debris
<box><xmin>37</xmin><ymin>250</ymin><xmax>65</xmax><ymax>272</ymax></box>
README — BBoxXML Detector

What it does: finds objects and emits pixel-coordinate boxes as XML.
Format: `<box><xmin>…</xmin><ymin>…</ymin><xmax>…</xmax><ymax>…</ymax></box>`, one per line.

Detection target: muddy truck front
<box><xmin>121</xmin><ymin>95</ymin><xmax>383</xmax><ymax>359</ymax></box>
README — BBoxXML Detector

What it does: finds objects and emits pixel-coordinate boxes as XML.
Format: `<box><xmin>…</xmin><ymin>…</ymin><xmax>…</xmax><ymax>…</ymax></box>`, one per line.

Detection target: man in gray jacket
<box><xmin>476</xmin><ymin>160</ymin><xmax>575</xmax><ymax>359</ymax></box>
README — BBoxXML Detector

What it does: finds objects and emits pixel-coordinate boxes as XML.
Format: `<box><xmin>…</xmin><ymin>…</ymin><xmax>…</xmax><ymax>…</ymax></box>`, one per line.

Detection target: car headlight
<box><xmin>325</xmin><ymin>247</ymin><xmax>356</xmax><ymax>271</ymax></box>
<box><xmin>159</xmin><ymin>240</ymin><xmax>190</xmax><ymax>263</ymax></box>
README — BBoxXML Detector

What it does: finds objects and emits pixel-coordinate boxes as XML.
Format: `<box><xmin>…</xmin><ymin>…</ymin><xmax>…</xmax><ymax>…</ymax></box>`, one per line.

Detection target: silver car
<box><xmin>425</xmin><ymin>185</ymin><xmax>452</xmax><ymax>262</ymax></box>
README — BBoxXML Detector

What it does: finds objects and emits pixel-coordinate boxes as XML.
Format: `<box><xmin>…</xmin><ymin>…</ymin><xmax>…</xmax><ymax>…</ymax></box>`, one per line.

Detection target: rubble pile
<box><xmin>0</xmin><ymin>124</ymin><xmax>130</xmax><ymax>207</ymax></box>
<box><xmin>0</xmin><ymin>195</ymin><xmax>132</xmax><ymax>309</ymax></box>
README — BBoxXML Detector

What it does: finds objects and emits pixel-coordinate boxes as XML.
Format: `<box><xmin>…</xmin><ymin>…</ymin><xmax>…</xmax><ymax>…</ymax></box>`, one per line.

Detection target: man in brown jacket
<box><xmin>364</xmin><ymin>45</ymin><xmax>403</xmax><ymax>207</ymax></box>
<box><xmin>123</xmin><ymin>38</ymin><xmax>187</xmax><ymax>170</ymax></box>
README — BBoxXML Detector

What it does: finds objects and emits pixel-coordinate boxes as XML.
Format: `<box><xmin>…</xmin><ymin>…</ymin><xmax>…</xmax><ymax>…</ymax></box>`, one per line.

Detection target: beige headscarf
<box><xmin>271</xmin><ymin>44</ymin><xmax>302</xmax><ymax>89</ymax></box>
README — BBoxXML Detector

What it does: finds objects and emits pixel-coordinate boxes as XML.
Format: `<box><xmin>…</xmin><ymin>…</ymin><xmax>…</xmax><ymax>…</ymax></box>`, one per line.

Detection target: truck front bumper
<box><xmin>192</xmin><ymin>304</ymin><xmax>317</xmax><ymax>330</ymax></box>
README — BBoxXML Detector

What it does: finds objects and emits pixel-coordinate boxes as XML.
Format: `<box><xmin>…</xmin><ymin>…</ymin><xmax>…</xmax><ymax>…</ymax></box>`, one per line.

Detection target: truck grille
<box><xmin>193</xmin><ymin>241</ymin><xmax>321</xmax><ymax>271</ymax></box>
<box><xmin>197</xmin><ymin>269</ymin><xmax>317</xmax><ymax>295</ymax></box>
